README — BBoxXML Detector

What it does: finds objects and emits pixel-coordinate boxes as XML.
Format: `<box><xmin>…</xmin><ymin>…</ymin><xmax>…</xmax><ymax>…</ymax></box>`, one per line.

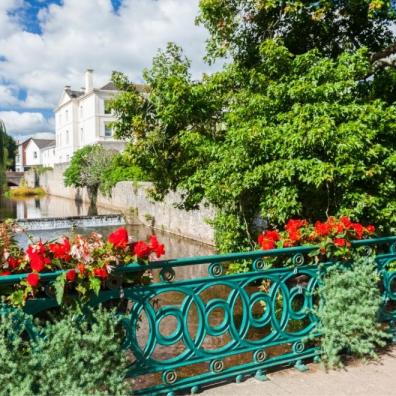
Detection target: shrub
<box><xmin>0</xmin><ymin>306</ymin><xmax>130</xmax><ymax>395</ymax></box>
<box><xmin>5</xmin><ymin>186</ymin><xmax>46</xmax><ymax>198</ymax></box>
<box><xmin>315</xmin><ymin>256</ymin><xmax>389</xmax><ymax>367</ymax></box>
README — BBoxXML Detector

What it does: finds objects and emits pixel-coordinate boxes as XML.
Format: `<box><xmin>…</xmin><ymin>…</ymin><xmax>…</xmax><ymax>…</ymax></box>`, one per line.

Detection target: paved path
<box><xmin>201</xmin><ymin>349</ymin><xmax>396</xmax><ymax>396</ymax></box>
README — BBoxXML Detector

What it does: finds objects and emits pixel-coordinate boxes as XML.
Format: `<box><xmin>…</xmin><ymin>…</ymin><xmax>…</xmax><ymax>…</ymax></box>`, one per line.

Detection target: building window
<box><xmin>66</xmin><ymin>155</ymin><xmax>70</xmax><ymax>162</ymax></box>
<box><xmin>34</xmin><ymin>151</ymin><xmax>37</xmax><ymax>159</ymax></box>
<box><xmin>80</xmin><ymin>105</ymin><xmax>83</xmax><ymax>117</ymax></box>
<box><xmin>66</xmin><ymin>130</ymin><xmax>69</xmax><ymax>145</ymax></box>
<box><xmin>80</xmin><ymin>128</ymin><xmax>84</xmax><ymax>144</ymax></box>
<box><xmin>104</xmin><ymin>100</ymin><xmax>112</xmax><ymax>114</ymax></box>
<box><xmin>65</xmin><ymin>109</ymin><xmax>69</xmax><ymax>122</ymax></box>
<box><xmin>104</xmin><ymin>122</ymin><xmax>112</xmax><ymax>137</ymax></box>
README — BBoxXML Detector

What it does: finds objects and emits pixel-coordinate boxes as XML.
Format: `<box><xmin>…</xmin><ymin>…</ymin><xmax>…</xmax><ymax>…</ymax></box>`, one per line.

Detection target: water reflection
<box><xmin>14</xmin><ymin>224</ymin><xmax>215</xmax><ymax>259</ymax></box>
<box><xmin>0</xmin><ymin>195</ymin><xmax>120</xmax><ymax>220</ymax></box>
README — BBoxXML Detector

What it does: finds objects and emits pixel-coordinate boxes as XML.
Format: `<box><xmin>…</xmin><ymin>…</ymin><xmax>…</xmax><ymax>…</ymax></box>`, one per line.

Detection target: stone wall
<box><xmin>25</xmin><ymin>165</ymin><xmax>215</xmax><ymax>245</ymax></box>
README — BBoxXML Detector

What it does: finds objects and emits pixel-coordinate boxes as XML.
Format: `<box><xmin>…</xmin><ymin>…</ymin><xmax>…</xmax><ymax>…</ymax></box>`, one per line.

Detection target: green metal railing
<box><xmin>1</xmin><ymin>237</ymin><xmax>396</xmax><ymax>395</ymax></box>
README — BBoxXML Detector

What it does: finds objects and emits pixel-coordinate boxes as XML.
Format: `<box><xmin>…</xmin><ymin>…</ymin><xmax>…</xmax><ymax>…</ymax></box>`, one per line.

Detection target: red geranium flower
<box><xmin>351</xmin><ymin>223</ymin><xmax>364</xmax><ymax>239</ymax></box>
<box><xmin>133</xmin><ymin>241</ymin><xmax>152</xmax><ymax>258</ymax></box>
<box><xmin>29</xmin><ymin>253</ymin><xmax>49</xmax><ymax>272</ymax></box>
<box><xmin>66</xmin><ymin>269</ymin><xmax>76</xmax><ymax>282</ymax></box>
<box><xmin>288</xmin><ymin>229</ymin><xmax>301</xmax><ymax>242</ymax></box>
<box><xmin>108</xmin><ymin>227</ymin><xmax>129</xmax><ymax>248</ymax></box>
<box><xmin>261</xmin><ymin>239</ymin><xmax>276</xmax><ymax>250</ymax></box>
<box><xmin>314</xmin><ymin>221</ymin><xmax>331</xmax><ymax>237</ymax></box>
<box><xmin>93</xmin><ymin>267</ymin><xmax>108</xmax><ymax>279</ymax></box>
<box><xmin>27</xmin><ymin>273</ymin><xmax>40</xmax><ymax>287</ymax></box>
<box><xmin>149</xmin><ymin>235</ymin><xmax>165</xmax><ymax>258</ymax></box>
<box><xmin>49</xmin><ymin>238</ymin><xmax>71</xmax><ymax>261</ymax></box>
<box><xmin>26</xmin><ymin>242</ymin><xmax>46</xmax><ymax>258</ymax></box>
<box><xmin>7</xmin><ymin>256</ymin><xmax>20</xmax><ymax>269</ymax></box>
<box><xmin>334</xmin><ymin>238</ymin><xmax>347</xmax><ymax>247</ymax></box>
<box><xmin>340</xmin><ymin>216</ymin><xmax>353</xmax><ymax>229</ymax></box>
<box><xmin>285</xmin><ymin>219</ymin><xmax>307</xmax><ymax>233</ymax></box>
<box><xmin>366</xmin><ymin>225</ymin><xmax>375</xmax><ymax>234</ymax></box>
<box><xmin>258</xmin><ymin>229</ymin><xmax>280</xmax><ymax>250</ymax></box>
<box><xmin>48</xmin><ymin>238</ymin><xmax>71</xmax><ymax>261</ymax></box>
<box><xmin>0</xmin><ymin>271</ymin><xmax>11</xmax><ymax>276</ymax></box>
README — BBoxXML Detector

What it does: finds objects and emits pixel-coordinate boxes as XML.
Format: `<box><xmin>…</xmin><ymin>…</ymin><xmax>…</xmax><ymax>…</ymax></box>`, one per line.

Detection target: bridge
<box><xmin>5</xmin><ymin>171</ymin><xmax>24</xmax><ymax>186</ymax></box>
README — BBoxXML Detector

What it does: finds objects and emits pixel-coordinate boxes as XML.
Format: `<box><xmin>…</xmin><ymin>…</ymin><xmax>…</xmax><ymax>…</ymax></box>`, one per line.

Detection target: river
<box><xmin>0</xmin><ymin>194</ymin><xmax>215</xmax><ymax>259</ymax></box>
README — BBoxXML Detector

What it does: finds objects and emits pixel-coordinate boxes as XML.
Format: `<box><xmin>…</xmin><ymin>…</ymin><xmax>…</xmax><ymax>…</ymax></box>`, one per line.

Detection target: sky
<box><xmin>0</xmin><ymin>0</ymin><xmax>217</xmax><ymax>140</ymax></box>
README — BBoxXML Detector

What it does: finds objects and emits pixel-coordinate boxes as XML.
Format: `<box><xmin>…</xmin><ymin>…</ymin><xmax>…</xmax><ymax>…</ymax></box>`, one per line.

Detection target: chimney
<box><xmin>64</xmin><ymin>85</ymin><xmax>71</xmax><ymax>90</ymax></box>
<box><xmin>85</xmin><ymin>69</ymin><xmax>94</xmax><ymax>94</ymax></box>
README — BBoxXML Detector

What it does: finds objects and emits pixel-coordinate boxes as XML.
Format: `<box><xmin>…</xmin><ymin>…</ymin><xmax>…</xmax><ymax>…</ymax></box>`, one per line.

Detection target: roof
<box><xmin>30</xmin><ymin>139</ymin><xmax>56</xmax><ymax>149</ymax></box>
<box><xmin>100</xmin><ymin>82</ymin><xmax>117</xmax><ymax>91</ymax></box>
<box><xmin>65</xmin><ymin>89</ymin><xmax>84</xmax><ymax>98</ymax></box>
<box><xmin>100</xmin><ymin>81</ymin><xmax>148</xmax><ymax>93</ymax></box>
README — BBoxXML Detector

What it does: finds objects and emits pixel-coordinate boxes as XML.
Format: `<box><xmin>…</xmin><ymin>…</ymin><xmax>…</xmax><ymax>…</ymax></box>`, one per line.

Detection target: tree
<box><xmin>111</xmin><ymin>42</ymin><xmax>396</xmax><ymax>252</ymax></box>
<box><xmin>197</xmin><ymin>0</ymin><xmax>396</xmax><ymax>65</ymax></box>
<box><xmin>0</xmin><ymin>120</ymin><xmax>12</xmax><ymax>192</ymax></box>
<box><xmin>64</xmin><ymin>145</ymin><xmax>116</xmax><ymax>215</ymax></box>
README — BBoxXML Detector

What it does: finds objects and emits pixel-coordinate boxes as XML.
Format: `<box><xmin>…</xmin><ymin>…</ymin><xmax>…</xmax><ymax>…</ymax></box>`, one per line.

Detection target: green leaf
<box><xmin>89</xmin><ymin>277</ymin><xmax>101</xmax><ymax>296</ymax></box>
<box><xmin>53</xmin><ymin>273</ymin><xmax>66</xmax><ymax>305</ymax></box>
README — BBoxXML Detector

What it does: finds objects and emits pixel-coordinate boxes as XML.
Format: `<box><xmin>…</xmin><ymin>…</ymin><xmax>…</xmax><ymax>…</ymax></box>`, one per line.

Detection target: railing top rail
<box><xmin>0</xmin><ymin>236</ymin><xmax>395</xmax><ymax>286</ymax></box>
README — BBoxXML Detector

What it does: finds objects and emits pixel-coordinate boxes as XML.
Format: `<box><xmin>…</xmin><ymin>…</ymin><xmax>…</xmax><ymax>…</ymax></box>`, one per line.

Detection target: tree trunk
<box><xmin>87</xmin><ymin>185</ymin><xmax>98</xmax><ymax>216</ymax></box>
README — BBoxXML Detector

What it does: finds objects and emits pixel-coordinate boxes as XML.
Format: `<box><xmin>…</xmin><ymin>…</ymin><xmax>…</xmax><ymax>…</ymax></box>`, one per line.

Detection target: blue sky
<box><xmin>0</xmin><ymin>0</ymin><xmax>213</xmax><ymax>139</ymax></box>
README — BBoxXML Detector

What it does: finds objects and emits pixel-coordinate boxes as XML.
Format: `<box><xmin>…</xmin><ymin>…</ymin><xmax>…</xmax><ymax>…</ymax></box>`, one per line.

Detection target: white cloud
<box><xmin>0</xmin><ymin>110</ymin><xmax>54</xmax><ymax>137</ymax></box>
<box><xmin>0</xmin><ymin>84</ymin><xmax>18</xmax><ymax>105</ymax></box>
<box><xmin>0</xmin><ymin>0</ymin><xmax>218</xmax><ymax>137</ymax></box>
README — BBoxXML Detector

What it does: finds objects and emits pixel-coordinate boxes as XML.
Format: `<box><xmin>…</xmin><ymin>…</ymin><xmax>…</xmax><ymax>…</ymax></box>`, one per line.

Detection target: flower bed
<box><xmin>257</xmin><ymin>216</ymin><xmax>376</xmax><ymax>265</ymax></box>
<box><xmin>0</xmin><ymin>221</ymin><xmax>165</xmax><ymax>306</ymax></box>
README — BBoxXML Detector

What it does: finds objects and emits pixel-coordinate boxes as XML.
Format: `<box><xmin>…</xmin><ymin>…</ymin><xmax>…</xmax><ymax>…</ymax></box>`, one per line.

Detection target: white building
<box><xmin>54</xmin><ymin>69</ymin><xmax>126</xmax><ymax>164</ymax></box>
<box><xmin>41</xmin><ymin>143</ymin><xmax>56</xmax><ymax>168</ymax></box>
<box><xmin>15</xmin><ymin>138</ymin><xmax>55</xmax><ymax>171</ymax></box>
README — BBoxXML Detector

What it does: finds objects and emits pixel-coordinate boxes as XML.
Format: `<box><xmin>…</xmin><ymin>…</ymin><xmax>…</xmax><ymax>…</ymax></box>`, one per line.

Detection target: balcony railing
<box><xmin>1</xmin><ymin>236</ymin><xmax>396</xmax><ymax>395</ymax></box>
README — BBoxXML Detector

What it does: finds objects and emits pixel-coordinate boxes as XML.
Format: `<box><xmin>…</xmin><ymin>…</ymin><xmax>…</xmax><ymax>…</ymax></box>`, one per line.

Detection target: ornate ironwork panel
<box><xmin>1</xmin><ymin>237</ymin><xmax>396</xmax><ymax>395</ymax></box>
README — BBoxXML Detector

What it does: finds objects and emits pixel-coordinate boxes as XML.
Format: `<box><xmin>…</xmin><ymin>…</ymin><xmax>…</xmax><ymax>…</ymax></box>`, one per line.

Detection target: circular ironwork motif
<box><xmin>162</xmin><ymin>370</ymin><xmax>177</xmax><ymax>384</ymax></box>
<box><xmin>292</xmin><ymin>253</ymin><xmax>305</xmax><ymax>266</ymax></box>
<box><xmin>160</xmin><ymin>267</ymin><xmax>176</xmax><ymax>283</ymax></box>
<box><xmin>391</xmin><ymin>242</ymin><xmax>396</xmax><ymax>254</ymax></box>
<box><xmin>208</xmin><ymin>263</ymin><xmax>223</xmax><ymax>277</ymax></box>
<box><xmin>253</xmin><ymin>259</ymin><xmax>265</xmax><ymax>271</ymax></box>
<box><xmin>210</xmin><ymin>359</ymin><xmax>224</xmax><ymax>373</ymax></box>
<box><xmin>361</xmin><ymin>245</ymin><xmax>374</xmax><ymax>256</ymax></box>
<box><xmin>254</xmin><ymin>349</ymin><xmax>267</xmax><ymax>363</ymax></box>
<box><xmin>292</xmin><ymin>341</ymin><xmax>305</xmax><ymax>354</ymax></box>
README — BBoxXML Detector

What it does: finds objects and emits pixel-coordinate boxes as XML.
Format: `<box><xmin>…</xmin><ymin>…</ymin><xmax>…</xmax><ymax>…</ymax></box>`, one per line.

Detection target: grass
<box><xmin>5</xmin><ymin>186</ymin><xmax>46</xmax><ymax>198</ymax></box>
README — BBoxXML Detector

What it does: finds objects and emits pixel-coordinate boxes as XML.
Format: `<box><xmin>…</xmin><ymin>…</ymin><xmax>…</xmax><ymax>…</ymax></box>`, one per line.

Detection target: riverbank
<box><xmin>25</xmin><ymin>164</ymin><xmax>215</xmax><ymax>245</ymax></box>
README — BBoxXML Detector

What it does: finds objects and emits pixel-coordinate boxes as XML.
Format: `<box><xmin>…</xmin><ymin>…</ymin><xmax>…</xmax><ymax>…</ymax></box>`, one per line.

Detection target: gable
<box><xmin>57</xmin><ymin>91</ymin><xmax>72</xmax><ymax>108</ymax></box>
<box><xmin>25</xmin><ymin>140</ymin><xmax>39</xmax><ymax>153</ymax></box>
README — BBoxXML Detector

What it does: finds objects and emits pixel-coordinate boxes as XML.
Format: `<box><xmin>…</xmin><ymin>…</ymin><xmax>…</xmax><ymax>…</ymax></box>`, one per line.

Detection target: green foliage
<box><xmin>111</xmin><ymin>42</ymin><xmax>396</xmax><ymax>252</ymax></box>
<box><xmin>100</xmin><ymin>152</ymin><xmax>147</xmax><ymax>196</ymax></box>
<box><xmin>64</xmin><ymin>144</ymin><xmax>116</xmax><ymax>190</ymax></box>
<box><xmin>0</xmin><ymin>306</ymin><xmax>129</xmax><ymax>395</ymax></box>
<box><xmin>197</xmin><ymin>0</ymin><xmax>396</xmax><ymax>65</ymax></box>
<box><xmin>64</xmin><ymin>145</ymin><xmax>117</xmax><ymax>213</ymax></box>
<box><xmin>315</xmin><ymin>256</ymin><xmax>389</xmax><ymax>367</ymax></box>
<box><xmin>0</xmin><ymin>120</ymin><xmax>15</xmax><ymax>192</ymax></box>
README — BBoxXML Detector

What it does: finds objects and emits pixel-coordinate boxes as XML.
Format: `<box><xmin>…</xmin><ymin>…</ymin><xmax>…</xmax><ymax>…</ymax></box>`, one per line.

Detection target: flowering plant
<box><xmin>257</xmin><ymin>216</ymin><xmax>376</xmax><ymax>266</ymax></box>
<box><xmin>0</xmin><ymin>222</ymin><xmax>165</xmax><ymax>306</ymax></box>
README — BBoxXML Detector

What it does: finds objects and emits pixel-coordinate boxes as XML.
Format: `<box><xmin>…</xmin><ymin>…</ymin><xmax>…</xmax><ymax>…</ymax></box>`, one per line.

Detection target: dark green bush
<box><xmin>315</xmin><ymin>256</ymin><xmax>390</xmax><ymax>367</ymax></box>
<box><xmin>0</xmin><ymin>306</ymin><xmax>130</xmax><ymax>395</ymax></box>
